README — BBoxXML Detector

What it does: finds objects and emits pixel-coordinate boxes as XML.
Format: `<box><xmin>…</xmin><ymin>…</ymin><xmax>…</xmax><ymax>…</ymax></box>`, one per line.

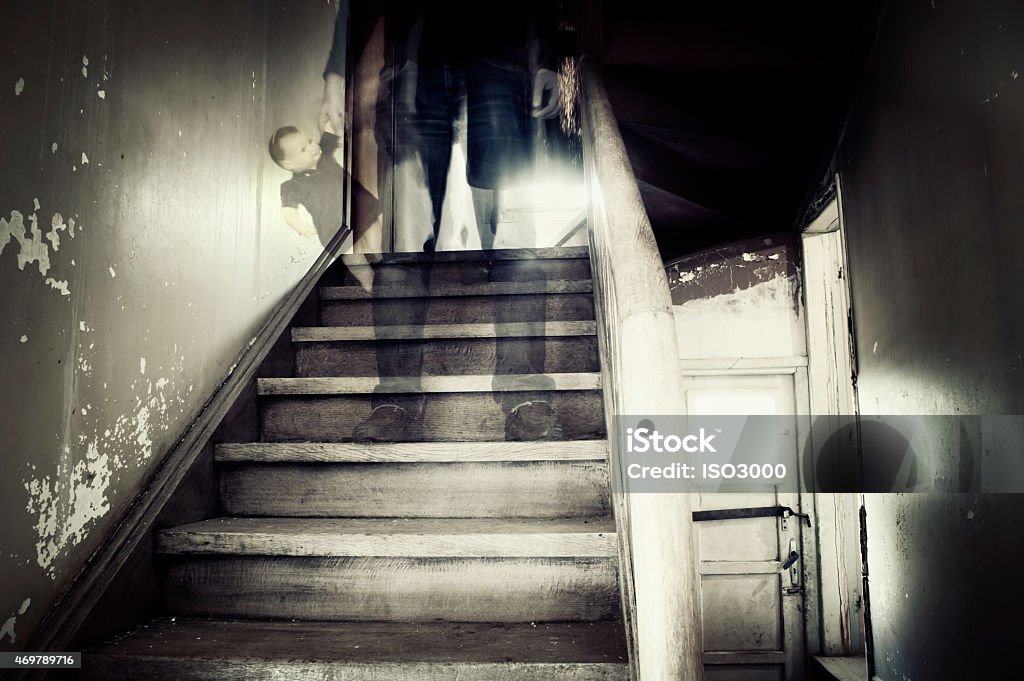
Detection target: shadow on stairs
<box><xmin>77</xmin><ymin>246</ymin><xmax>629</xmax><ymax>680</ymax></box>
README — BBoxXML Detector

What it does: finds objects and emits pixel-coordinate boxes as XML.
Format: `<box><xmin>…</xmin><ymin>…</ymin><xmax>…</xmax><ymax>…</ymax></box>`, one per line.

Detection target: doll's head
<box><xmin>269</xmin><ymin>126</ymin><xmax>321</xmax><ymax>172</ymax></box>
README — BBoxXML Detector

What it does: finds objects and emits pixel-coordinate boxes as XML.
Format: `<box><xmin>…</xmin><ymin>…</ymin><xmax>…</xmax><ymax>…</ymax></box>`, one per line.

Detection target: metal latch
<box><xmin>692</xmin><ymin>505</ymin><xmax>811</xmax><ymax>527</ymax></box>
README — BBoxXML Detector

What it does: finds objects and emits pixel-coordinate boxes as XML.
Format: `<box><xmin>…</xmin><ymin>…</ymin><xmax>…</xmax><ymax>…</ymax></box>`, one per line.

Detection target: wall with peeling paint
<box><xmin>667</xmin><ymin>235</ymin><xmax>805</xmax><ymax>361</ymax></box>
<box><xmin>0</xmin><ymin>1</ymin><xmax>345</xmax><ymax>651</ymax></box>
<box><xmin>838</xmin><ymin>0</ymin><xmax>1024</xmax><ymax>678</ymax></box>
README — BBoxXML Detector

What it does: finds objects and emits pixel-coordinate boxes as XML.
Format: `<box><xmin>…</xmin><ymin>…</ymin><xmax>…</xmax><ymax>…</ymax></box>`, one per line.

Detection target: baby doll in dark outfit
<box><xmin>268</xmin><ymin>121</ymin><xmax>377</xmax><ymax>244</ymax></box>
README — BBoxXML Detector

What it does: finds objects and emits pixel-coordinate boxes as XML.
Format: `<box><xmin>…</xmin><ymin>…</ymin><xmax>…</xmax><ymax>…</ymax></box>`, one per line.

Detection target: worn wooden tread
<box><xmin>320</xmin><ymin>279</ymin><xmax>593</xmax><ymax>300</ymax></box>
<box><xmin>164</xmin><ymin>556</ymin><xmax>619</xmax><ymax>622</ymax></box>
<box><xmin>257</xmin><ymin>373</ymin><xmax>601</xmax><ymax>395</ymax></box>
<box><xmin>339</xmin><ymin>246</ymin><xmax>590</xmax><ymax>266</ymax></box>
<box><xmin>157</xmin><ymin>518</ymin><xmax>617</xmax><ymax>557</ymax></box>
<box><xmin>292</xmin><ymin>321</ymin><xmax>597</xmax><ymax>342</ymax></box>
<box><xmin>219</xmin><ymin>461</ymin><xmax>610</xmax><ymax>518</ymax></box>
<box><xmin>83</xmin><ymin>619</ymin><xmax>628</xmax><ymax>681</ymax></box>
<box><xmin>260</xmin><ymin>392</ymin><xmax>605</xmax><ymax>443</ymax></box>
<box><xmin>320</xmin><ymin>292</ymin><xmax>596</xmax><ymax>327</ymax></box>
<box><xmin>215</xmin><ymin>440</ymin><xmax>608</xmax><ymax>463</ymax></box>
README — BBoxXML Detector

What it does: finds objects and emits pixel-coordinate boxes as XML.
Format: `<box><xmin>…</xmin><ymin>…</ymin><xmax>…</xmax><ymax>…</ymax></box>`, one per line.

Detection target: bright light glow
<box><xmin>501</xmin><ymin>171</ymin><xmax>587</xmax><ymax>212</ymax></box>
<box><xmin>493</xmin><ymin>169</ymin><xmax>587</xmax><ymax>249</ymax></box>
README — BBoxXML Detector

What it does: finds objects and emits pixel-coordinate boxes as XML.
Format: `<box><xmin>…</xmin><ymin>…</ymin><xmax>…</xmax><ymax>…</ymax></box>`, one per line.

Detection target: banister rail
<box><xmin>579</xmin><ymin>59</ymin><xmax>704</xmax><ymax>681</ymax></box>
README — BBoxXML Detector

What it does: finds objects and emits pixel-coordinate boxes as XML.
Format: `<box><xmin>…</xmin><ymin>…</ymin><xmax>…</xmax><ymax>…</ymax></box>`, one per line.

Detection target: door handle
<box><xmin>785</xmin><ymin>538</ymin><xmax>801</xmax><ymax>586</ymax></box>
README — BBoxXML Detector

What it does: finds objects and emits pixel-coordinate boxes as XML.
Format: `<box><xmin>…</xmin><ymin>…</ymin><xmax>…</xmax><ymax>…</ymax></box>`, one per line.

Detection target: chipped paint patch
<box><xmin>46</xmin><ymin>213</ymin><xmax>68</xmax><ymax>250</ymax></box>
<box><xmin>140</xmin><ymin>357</ymin><xmax>146</xmax><ymax>374</ymax></box>
<box><xmin>81</xmin><ymin>152</ymin><xmax>89</xmax><ymax>165</ymax></box>
<box><xmin>14</xmin><ymin>78</ymin><xmax>25</xmax><ymax>96</ymax></box>
<box><xmin>25</xmin><ymin>443</ymin><xmax>112</xmax><ymax>577</ymax></box>
<box><xmin>20</xmin><ymin>213</ymin><xmax>51</xmax><ymax>274</ymax></box>
<box><xmin>45</xmin><ymin>278</ymin><xmax>71</xmax><ymax>296</ymax></box>
<box><xmin>0</xmin><ymin>211</ymin><xmax>51</xmax><ymax>275</ymax></box>
<box><xmin>109</xmin><ymin>266</ymin><xmax>116</xmax><ymax>278</ymax></box>
<box><xmin>667</xmin><ymin>239</ymin><xmax>798</xmax><ymax>307</ymax></box>
<box><xmin>0</xmin><ymin>599</ymin><xmax>31</xmax><ymax>643</ymax></box>
<box><xmin>51</xmin><ymin>142</ymin><xmax>57</xmax><ymax>154</ymax></box>
<box><xmin>134</xmin><ymin>407</ymin><xmax>152</xmax><ymax>449</ymax></box>
<box><xmin>20</xmin><ymin>335</ymin><xmax>28</xmax><ymax>343</ymax></box>
<box><xmin>97</xmin><ymin>89</ymin><xmax>106</xmax><ymax>99</ymax></box>
<box><xmin>2</xmin><ymin>204</ymin><xmax>77</xmax><ymax>296</ymax></box>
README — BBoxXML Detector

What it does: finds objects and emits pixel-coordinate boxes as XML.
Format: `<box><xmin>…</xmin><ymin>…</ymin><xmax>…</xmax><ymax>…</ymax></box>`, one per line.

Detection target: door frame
<box><xmin>800</xmin><ymin>179</ymin><xmax>866</xmax><ymax>658</ymax></box>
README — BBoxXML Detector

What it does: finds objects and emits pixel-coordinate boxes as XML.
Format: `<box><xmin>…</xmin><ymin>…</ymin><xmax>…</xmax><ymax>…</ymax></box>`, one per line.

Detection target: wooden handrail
<box><xmin>579</xmin><ymin>59</ymin><xmax>704</xmax><ymax>681</ymax></box>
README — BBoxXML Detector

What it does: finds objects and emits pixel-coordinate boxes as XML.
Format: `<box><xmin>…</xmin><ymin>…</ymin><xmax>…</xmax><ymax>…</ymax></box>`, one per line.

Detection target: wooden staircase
<box><xmin>79</xmin><ymin>246</ymin><xmax>629</xmax><ymax>680</ymax></box>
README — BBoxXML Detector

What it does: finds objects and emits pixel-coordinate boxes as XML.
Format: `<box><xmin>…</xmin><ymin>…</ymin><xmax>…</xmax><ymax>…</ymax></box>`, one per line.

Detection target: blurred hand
<box><xmin>319</xmin><ymin>73</ymin><xmax>345</xmax><ymax>133</ymax></box>
<box><xmin>531</xmin><ymin>68</ymin><xmax>560</xmax><ymax>119</ymax></box>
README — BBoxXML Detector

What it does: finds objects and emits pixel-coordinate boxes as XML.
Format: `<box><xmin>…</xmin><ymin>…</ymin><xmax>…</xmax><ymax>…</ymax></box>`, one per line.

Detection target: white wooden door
<box><xmin>683</xmin><ymin>373</ymin><xmax>807</xmax><ymax>681</ymax></box>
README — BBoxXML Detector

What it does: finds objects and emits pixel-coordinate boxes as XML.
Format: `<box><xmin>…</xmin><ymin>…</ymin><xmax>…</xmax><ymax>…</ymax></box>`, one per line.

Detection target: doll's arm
<box><xmin>282</xmin><ymin>205</ymin><xmax>317</xmax><ymax>237</ymax></box>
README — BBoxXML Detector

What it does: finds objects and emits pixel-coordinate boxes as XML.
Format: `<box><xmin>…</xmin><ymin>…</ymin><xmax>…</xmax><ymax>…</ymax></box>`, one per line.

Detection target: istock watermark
<box><xmin>625</xmin><ymin>426</ymin><xmax>718</xmax><ymax>453</ymax></box>
<box><xmin>612</xmin><ymin>415</ymin><xmax>1024</xmax><ymax>494</ymax></box>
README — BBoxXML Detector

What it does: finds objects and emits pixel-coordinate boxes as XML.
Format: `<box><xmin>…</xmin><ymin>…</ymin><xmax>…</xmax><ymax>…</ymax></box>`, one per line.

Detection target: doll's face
<box><xmin>279</xmin><ymin>130</ymin><xmax>321</xmax><ymax>172</ymax></box>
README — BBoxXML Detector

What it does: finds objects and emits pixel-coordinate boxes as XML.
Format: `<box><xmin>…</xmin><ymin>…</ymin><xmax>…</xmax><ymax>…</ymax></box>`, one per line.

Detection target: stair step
<box><xmin>293</xmin><ymin>324</ymin><xmax>599</xmax><ymax>376</ymax></box>
<box><xmin>321</xmin><ymin>292</ymin><xmax>595</xmax><ymax>326</ymax></box>
<box><xmin>82</xmin><ymin>619</ymin><xmax>628</xmax><ymax>681</ymax></box>
<box><xmin>338</xmin><ymin>245</ymin><xmax>590</xmax><ymax>265</ymax></box>
<box><xmin>292</xmin><ymin>320</ymin><xmax>596</xmax><ymax>341</ymax></box>
<box><xmin>259</xmin><ymin>390</ymin><xmax>605</xmax><ymax>442</ymax></box>
<box><xmin>258</xmin><ymin>373</ymin><xmax>601</xmax><ymax>395</ymax></box>
<box><xmin>215</xmin><ymin>440</ymin><xmax>608</xmax><ymax>463</ymax></box>
<box><xmin>157</xmin><ymin>518</ymin><xmax>616</xmax><ymax>557</ymax></box>
<box><xmin>320</xmin><ymin>279</ymin><xmax>592</xmax><ymax>300</ymax></box>
<box><xmin>163</xmin><ymin>556</ymin><xmax>620</xmax><ymax>621</ymax></box>
<box><xmin>334</xmin><ymin>256</ymin><xmax>593</xmax><ymax>287</ymax></box>
<box><xmin>220</xmin><ymin>461</ymin><xmax>610</xmax><ymax>517</ymax></box>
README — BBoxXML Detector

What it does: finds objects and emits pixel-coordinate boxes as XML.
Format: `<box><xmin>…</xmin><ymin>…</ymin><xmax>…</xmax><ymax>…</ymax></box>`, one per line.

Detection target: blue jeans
<box><xmin>395</xmin><ymin>56</ymin><xmax>531</xmax><ymax>239</ymax></box>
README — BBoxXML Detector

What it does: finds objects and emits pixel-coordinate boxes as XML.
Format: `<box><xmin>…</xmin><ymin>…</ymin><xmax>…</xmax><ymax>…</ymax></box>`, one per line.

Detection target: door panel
<box><xmin>685</xmin><ymin>373</ymin><xmax>807</xmax><ymax>681</ymax></box>
<box><xmin>702</xmin><ymin>574</ymin><xmax>783</xmax><ymax>649</ymax></box>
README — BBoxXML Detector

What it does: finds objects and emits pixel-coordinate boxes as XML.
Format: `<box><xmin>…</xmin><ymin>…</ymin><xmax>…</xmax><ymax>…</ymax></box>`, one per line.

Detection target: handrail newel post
<box><xmin>579</xmin><ymin>57</ymin><xmax>704</xmax><ymax>681</ymax></box>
